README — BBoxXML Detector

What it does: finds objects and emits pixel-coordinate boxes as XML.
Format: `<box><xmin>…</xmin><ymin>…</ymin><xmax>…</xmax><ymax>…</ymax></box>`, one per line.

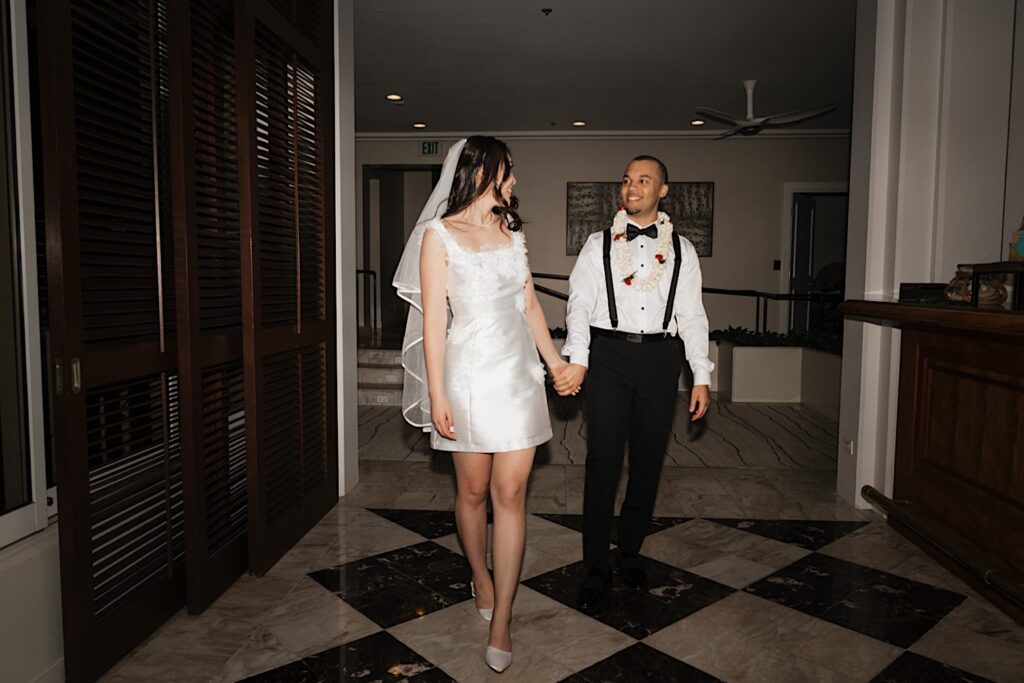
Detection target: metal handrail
<box><xmin>703</xmin><ymin>287</ymin><xmax>843</xmax><ymax>334</ymax></box>
<box><xmin>532</xmin><ymin>272</ymin><xmax>569</xmax><ymax>282</ymax></box>
<box><xmin>532</xmin><ymin>272</ymin><xmax>569</xmax><ymax>302</ymax></box>
<box><xmin>533</xmin><ymin>283</ymin><xmax>568</xmax><ymax>301</ymax></box>
<box><xmin>356</xmin><ymin>269</ymin><xmax>378</xmax><ymax>332</ymax></box>
<box><xmin>529</xmin><ymin>274</ymin><xmax>842</xmax><ymax>334</ymax></box>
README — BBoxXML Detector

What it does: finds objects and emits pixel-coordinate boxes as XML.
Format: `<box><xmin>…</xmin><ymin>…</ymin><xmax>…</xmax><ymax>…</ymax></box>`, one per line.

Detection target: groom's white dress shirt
<box><xmin>561</xmin><ymin>223</ymin><xmax>715</xmax><ymax>387</ymax></box>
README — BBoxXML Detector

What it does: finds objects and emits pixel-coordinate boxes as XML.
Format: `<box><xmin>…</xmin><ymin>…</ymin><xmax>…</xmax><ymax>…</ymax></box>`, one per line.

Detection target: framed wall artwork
<box><xmin>565</xmin><ymin>181</ymin><xmax>714</xmax><ymax>256</ymax></box>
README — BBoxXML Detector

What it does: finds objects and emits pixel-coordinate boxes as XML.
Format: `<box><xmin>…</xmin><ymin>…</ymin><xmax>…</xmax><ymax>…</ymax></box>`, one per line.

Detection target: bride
<box><xmin>394</xmin><ymin>136</ymin><xmax>567</xmax><ymax>673</ymax></box>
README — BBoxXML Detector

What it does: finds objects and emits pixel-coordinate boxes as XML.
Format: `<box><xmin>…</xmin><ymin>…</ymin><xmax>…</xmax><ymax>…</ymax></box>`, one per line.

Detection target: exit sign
<box><xmin>419</xmin><ymin>140</ymin><xmax>441</xmax><ymax>157</ymax></box>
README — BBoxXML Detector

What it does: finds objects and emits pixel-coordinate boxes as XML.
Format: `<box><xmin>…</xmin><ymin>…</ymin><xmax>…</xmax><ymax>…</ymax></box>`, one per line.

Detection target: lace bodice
<box><xmin>427</xmin><ymin>219</ymin><xmax>530</xmax><ymax>318</ymax></box>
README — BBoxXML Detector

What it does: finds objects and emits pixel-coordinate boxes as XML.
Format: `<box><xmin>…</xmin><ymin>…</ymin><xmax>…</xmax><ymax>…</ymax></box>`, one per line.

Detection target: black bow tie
<box><xmin>626</xmin><ymin>223</ymin><xmax>658</xmax><ymax>241</ymax></box>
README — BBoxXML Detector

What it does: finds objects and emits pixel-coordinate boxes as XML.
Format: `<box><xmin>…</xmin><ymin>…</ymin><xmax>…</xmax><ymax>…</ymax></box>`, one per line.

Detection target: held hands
<box><xmin>431</xmin><ymin>393</ymin><xmax>457</xmax><ymax>440</ymax></box>
<box><xmin>689</xmin><ymin>384</ymin><xmax>710</xmax><ymax>421</ymax></box>
<box><xmin>554</xmin><ymin>363</ymin><xmax>587</xmax><ymax>396</ymax></box>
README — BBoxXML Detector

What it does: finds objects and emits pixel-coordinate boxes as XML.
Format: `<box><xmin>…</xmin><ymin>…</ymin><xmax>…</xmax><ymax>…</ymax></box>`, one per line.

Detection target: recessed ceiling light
<box><xmin>386</xmin><ymin>93</ymin><xmax>402</xmax><ymax>101</ymax></box>
<box><xmin>412</xmin><ymin>122</ymin><xmax>427</xmax><ymax>129</ymax></box>
<box><xmin>690</xmin><ymin>119</ymin><xmax>706</xmax><ymax>127</ymax></box>
<box><xmin>572</xmin><ymin>120</ymin><xmax>587</xmax><ymax>127</ymax></box>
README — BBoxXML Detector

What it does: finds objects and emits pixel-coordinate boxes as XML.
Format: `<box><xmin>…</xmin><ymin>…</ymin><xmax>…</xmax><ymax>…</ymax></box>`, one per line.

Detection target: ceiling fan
<box><xmin>696</xmin><ymin>79</ymin><xmax>837</xmax><ymax>139</ymax></box>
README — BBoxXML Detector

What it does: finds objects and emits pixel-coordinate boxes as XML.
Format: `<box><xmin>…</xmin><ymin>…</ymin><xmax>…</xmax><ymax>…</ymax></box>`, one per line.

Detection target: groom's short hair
<box><xmin>630</xmin><ymin>155</ymin><xmax>668</xmax><ymax>185</ymax></box>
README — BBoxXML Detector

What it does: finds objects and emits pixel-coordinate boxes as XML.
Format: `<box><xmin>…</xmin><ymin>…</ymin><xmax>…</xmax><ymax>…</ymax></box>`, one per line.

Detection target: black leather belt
<box><xmin>591</xmin><ymin>326</ymin><xmax>671</xmax><ymax>344</ymax></box>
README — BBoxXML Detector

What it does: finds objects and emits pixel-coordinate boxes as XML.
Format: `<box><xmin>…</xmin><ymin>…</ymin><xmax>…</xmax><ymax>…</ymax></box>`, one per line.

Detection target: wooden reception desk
<box><xmin>841</xmin><ymin>300</ymin><xmax>1024</xmax><ymax>622</ymax></box>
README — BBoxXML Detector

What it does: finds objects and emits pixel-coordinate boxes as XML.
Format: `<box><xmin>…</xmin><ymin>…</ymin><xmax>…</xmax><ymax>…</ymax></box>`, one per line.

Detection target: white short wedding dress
<box><xmin>424</xmin><ymin>218</ymin><xmax>552</xmax><ymax>453</ymax></box>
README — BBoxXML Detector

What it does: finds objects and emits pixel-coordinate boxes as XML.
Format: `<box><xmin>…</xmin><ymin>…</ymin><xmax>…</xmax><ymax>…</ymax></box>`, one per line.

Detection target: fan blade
<box><xmin>762</xmin><ymin>104</ymin><xmax>837</xmax><ymax>127</ymax></box>
<box><xmin>695</xmin><ymin>107</ymin><xmax>743</xmax><ymax>126</ymax></box>
<box><xmin>715</xmin><ymin>127</ymin><xmax>743</xmax><ymax>140</ymax></box>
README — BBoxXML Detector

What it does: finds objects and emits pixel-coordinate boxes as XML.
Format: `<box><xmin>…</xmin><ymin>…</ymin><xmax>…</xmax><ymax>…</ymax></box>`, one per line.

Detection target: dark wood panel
<box><xmin>841</xmin><ymin>298</ymin><xmax>1024</xmax><ymax>625</ymax></box>
<box><xmin>169</xmin><ymin>0</ymin><xmax>248</xmax><ymax>614</ymax></box>
<box><xmin>40</xmin><ymin>1</ymin><xmax>187</xmax><ymax>679</ymax></box>
<box><xmin>841</xmin><ymin>299</ymin><xmax>1024</xmax><ymax>337</ymax></box>
<box><xmin>239</xmin><ymin>0</ymin><xmax>336</xmax><ymax>576</ymax></box>
<box><xmin>895</xmin><ymin>327</ymin><xmax>1024</xmax><ymax>581</ymax></box>
<box><xmin>252</xmin><ymin>0</ymin><xmax>321</xmax><ymax>65</ymax></box>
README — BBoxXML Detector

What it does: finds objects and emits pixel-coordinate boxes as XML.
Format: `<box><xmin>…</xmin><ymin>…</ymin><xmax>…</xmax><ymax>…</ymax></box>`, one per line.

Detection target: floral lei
<box><xmin>610</xmin><ymin>210</ymin><xmax>673</xmax><ymax>291</ymax></box>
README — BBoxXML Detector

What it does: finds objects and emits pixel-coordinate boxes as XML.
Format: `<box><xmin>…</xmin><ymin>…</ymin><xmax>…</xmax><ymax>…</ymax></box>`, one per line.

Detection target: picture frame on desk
<box><xmin>898</xmin><ymin>283</ymin><xmax>951</xmax><ymax>305</ymax></box>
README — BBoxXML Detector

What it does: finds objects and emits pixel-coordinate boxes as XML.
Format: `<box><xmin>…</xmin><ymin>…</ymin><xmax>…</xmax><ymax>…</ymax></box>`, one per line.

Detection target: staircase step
<box><xmin>358</xmin><ymin>366</ymin><xmax>404</xmax><ymax>386</ymax></box>
<box><xmin>358</xmin><ymin>348</ymin><xmax>403</xmax><ymax>366</ymax></box>
<box><xmin>358</xmin><ymin>384</ymin><xmax>403</xmax><ymax>406</ymax></box>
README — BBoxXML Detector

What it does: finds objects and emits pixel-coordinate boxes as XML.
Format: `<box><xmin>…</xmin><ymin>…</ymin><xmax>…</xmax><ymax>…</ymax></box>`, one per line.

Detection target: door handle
<box><xmin>71</xmin><ymin>358</ymin><xmax>81</xmax><ymax>394</ymax></box>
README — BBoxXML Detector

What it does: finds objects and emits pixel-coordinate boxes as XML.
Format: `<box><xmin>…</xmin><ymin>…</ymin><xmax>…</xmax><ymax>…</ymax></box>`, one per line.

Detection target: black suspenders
<box><xmin>662</xmin><ymin>233</ymin><xmax>682</xmax><ymax>331</ymax></box>
<box><xmin>602</xmin><ymin>229</ymin><xmax>619</xmax><ymax>329</ymax></box>
<box><xmin>601</xmin><ymin>228</ymin><xmax>683</xmax><ymax>333</ymax></box>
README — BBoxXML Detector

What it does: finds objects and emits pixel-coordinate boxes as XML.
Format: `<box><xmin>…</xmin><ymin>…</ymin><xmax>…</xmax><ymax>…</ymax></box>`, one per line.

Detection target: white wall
<box><xmin>0</xmin><ymin>527</ymin><xmax>64</xmax><ymax>683</ymax></box>
<box><xmin>1004</xmin><ymin>0</ymin><xmax>1024</xmax><ymax>254</ymax></box>
<box><xmin>356</xmin><ymin>136</ymin><xmax>851</xmax><ymax>333</ymax></box>
<box><xmin>933</xmin><ymin>1</ymin><xmax>1014</xmax><ymax>277</ymax></box>
<box><xmin>335</xmin><ymin>0</ymin><xmax>358</xmax><ymax>494</ymax></box>
<box><xmin>838</xmin><ymin>0</ymin><xmax>1017</xmax><ymax>508</ymax></box>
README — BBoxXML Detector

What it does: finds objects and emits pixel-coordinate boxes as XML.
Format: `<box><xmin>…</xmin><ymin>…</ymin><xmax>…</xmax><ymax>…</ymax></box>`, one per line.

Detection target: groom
<box><xmin>555</xmin><ymin>155</ymin><xmax>713</xmax><ymax>609</ymax></box>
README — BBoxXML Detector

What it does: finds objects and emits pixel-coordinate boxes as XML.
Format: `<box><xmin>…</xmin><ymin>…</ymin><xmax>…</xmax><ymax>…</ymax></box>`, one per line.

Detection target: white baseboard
<box><xmin>32</xmin><ymin>658</ymin><xmax>64</xmax><ymax>683</ymax></box>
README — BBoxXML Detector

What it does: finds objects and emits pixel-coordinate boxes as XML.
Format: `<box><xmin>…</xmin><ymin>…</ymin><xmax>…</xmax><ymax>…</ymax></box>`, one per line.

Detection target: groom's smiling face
<box><xmin>620</xmin><ymin>159</ymin><xmax>668</xmax><ymax>218</ymax></box>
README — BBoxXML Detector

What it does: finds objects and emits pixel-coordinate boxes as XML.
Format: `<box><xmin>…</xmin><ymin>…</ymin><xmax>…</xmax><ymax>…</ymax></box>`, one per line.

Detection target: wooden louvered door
<box><xmin>38</xmin><ymin>0</ymin><xmax>184</xmax><ymax>680</ymax></box>
<box><xmin>237</xmin><ymin>0</ymin><xmax>337</xmax><ymax>575</ymax></box>
<box><xmin>168</xmin><ymin>0</ymin><xmax>249</xmax><ymax>613</ymax></box>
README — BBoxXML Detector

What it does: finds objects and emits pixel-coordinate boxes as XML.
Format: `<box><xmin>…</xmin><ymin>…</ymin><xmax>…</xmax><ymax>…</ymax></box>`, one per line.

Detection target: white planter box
<box><xmin>801</xmin><ymin>348</ymin><xmax>842</xmax><ymax>420</ymax></box>
<box><xmin>716</xmin><ymin>342</ymin><xmax>840</xmax><ymax>418</ymax></box>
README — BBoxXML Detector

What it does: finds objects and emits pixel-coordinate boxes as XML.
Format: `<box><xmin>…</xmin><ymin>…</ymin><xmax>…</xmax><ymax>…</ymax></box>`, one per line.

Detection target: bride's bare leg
<box><xmin>452</xmin><ymin>451</ymin><xmax>494</xmax><ymax>609</ymax></box>
<box><xmin>488</xmin><ymin>447</ymin><xmax>536</xmax><ymax>651</ymax></box>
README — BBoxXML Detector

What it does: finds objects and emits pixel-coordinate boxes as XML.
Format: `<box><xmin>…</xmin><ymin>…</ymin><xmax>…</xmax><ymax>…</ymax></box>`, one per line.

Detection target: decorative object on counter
<box><xmin>945</xmin><ymin>267</ymin><xmax>1007</xmax><ymax>307</ymax></box>
<box><xmin>898</xmin><ymin>283</ymin><xmax>949</xmax><ymax>305</ymax></box>
<box><xmin>944</xmin><ymin>261</ymin><xmax>1023</xmax><ymax>310</ymax></box>
<box><xmin>1010</xmin><ymin>218</ymin><xmax>1024</xmax><ymax>262</ymax></box>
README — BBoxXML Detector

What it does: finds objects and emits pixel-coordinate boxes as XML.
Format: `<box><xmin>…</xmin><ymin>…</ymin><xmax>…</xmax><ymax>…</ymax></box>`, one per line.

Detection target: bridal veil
<box><xmin>391</xmin><ymin>138</ymin><xmax>467</xmax><ymax>428</ymax></box>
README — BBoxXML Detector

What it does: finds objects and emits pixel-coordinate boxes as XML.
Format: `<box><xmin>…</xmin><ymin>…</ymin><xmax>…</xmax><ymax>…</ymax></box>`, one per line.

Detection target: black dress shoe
<box><xmin>617</xmin><ymin>553</ymin><xmax>648</xmax><ymax>590</ymax></box>
<box><xmin>576</xmin><ymin>567</ymin><xmax>611</xmax><ymax>610</ymax></box>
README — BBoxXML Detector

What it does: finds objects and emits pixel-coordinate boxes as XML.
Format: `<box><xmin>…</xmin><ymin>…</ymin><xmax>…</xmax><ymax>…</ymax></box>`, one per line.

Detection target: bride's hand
<box><xmin>431</xmin><ymin>395</ymin><xmax>456</xmax><ymax>440</ymax></box>
<box><xmin>548</xmin><ymin>359</ymin><xmax>569</xmax><ymax>383</ymax></box>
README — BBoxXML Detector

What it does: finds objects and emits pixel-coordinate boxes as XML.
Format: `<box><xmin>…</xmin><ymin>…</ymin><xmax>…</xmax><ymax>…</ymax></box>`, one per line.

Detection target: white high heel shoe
<box><xmin>485</xmin><ymin>645</ymin><xmax>512</xmax><ymax>673</ymax></box>
<box><xmin>470</xmin><ymin>580</ymin><xmax>493</xmax><ymax>622</ymax></box>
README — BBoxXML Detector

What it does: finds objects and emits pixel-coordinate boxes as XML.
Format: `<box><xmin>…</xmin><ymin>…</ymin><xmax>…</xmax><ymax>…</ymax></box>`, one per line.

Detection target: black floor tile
<box><xmin>368</xmin><ymin>509</ymin><xmax>466</xmax><ymax>540</ymax></box>
<box><xmin>745</xmin><ymin>553</ymin><xmax>966</xmax><ymax>648</ymax></box>
<box><xmin>240</xmin><ymin>631</ymin><xmax>453</xmax><ymax>682</ymax></box>
<box><xmin>308</xmin><ymin>541</ymin><xmax>470</xmax><ymax>628</ymax></box>
<box><xmin>534</xmin><ymin>513</ymin><xmax>691</xmax><ymax>542</ymax></box>
<box><xmin>524</xmin><ymin>554</ymin><xmax>734</xmax><ymax>640</ymax></box>
<box><xmin>870</xmin><ymin>652</ymin><xmax>994</xmax><ymax>682</ymax></box>
<box><xmin>560</xmin><ymin>643</ymin><xmax>723</xmax><ymax>682</ymax></box>
<box><xmin>707</xmin><ymin>518</ymin><xmax>869</xmax><ymax>550</ymax></box>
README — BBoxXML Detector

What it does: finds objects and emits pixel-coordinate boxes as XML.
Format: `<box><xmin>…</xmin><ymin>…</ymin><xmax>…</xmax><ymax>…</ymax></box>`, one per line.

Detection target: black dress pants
<box><xmin>582</xmin><ymin>333</ymin><xmax>682</xmax><ymax>572</ymax></box>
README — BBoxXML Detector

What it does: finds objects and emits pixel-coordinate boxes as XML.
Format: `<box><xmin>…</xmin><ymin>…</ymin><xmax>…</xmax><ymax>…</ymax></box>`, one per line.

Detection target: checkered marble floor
<box><xmin>100</xmin><ymin>400</ymin><xmax>1024</xmax><ymax>683</ymax></box>
<box><xmin>102</xmin><ymin>502</ymin><xmax>1024</xmax><ymax>682</ymax></box>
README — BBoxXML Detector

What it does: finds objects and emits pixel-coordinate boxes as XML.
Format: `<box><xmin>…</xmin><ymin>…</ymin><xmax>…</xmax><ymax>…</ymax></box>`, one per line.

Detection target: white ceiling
<box><xmin>354</xmin><ymin>0</ymin><xmax>858</xmax><ymax>134</ymax></box>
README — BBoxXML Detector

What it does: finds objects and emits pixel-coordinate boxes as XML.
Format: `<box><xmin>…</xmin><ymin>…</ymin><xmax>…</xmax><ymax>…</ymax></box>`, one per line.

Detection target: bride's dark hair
<box><xmin>442</xmin><ymin>136</ymin><xmax>523</xmax><ymax>231</ymax></box>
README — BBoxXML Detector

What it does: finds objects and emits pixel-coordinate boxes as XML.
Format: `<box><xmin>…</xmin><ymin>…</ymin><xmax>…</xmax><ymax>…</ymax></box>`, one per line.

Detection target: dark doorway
<box><xmin>789</xmin><ymin>192</ymin><xmax>848</xmax><ymax>333</ymax></box>
<box><xmin>361</xmin><ymin>165</ymin><xmax>440</xmax><ymax>347</ymax></box>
